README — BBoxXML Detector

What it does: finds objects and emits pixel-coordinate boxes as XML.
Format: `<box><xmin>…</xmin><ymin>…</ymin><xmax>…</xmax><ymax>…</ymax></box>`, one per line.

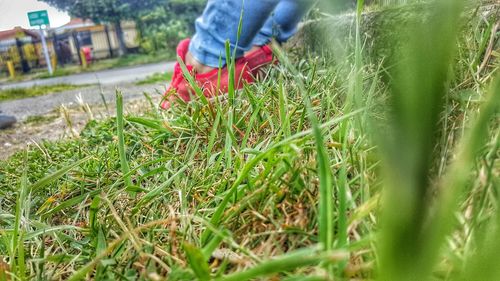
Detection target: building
<box><xmin>0</xmin><ymin>27</ymin><xmax>40</xmax><ymax>50</ymax></box>
<box><xmin>0</xmin><ymin>27</ymin><xmax>42</xmax><ymax>72</ymax></box>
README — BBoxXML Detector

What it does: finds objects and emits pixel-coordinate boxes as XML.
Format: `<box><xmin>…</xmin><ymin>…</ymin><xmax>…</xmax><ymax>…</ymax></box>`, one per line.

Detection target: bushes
<box><xmin>137</xmin><ymin>0</ymin><xmax>206</xmax><ymax>53</ymax></box>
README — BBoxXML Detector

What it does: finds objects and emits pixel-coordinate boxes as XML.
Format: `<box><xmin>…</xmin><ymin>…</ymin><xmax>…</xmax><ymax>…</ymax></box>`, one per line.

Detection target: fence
<box><xmin>0</xmin><ymin>37</ymin><xmax>46</xmax><ymax>74</ymax></box>
<box><xmin>0</xmin><ymin>23</ymin><xmax>139</xmax><ymax>76</ymax></box>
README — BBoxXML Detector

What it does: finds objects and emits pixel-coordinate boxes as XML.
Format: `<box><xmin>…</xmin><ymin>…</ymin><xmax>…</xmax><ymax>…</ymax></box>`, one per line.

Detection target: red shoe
<box><xmin>161</xmin><ymin>39</ymin><xmax>275</xmax><ymax>109</ymax></box>
<box><xmin>161</xmin><ymin>38</ymin><xmax>194</xmax><ymax>109</ymax></box>
<box><xmin>245</xmin><ymin>44</ymin><xmax>275</xmax><ymax>77</ymax></box>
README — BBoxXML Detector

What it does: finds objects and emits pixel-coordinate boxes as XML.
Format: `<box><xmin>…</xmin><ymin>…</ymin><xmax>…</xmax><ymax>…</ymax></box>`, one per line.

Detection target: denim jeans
<box><xmin>189</xmin><ymin>0</ymin><xmax>313</xmax><ymax>67</ymax></box>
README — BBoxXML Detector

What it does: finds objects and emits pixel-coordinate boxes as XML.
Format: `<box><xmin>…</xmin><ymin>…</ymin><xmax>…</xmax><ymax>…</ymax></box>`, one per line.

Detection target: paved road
<box><xmin>0</xmin><ymin>83</ymin><xmax>167</xmax><ymax>121</ymax></box>
<box><xmin>0</xmin><ymin>61</ymin><xmax>176</xmax><ymax>90</ymax></box>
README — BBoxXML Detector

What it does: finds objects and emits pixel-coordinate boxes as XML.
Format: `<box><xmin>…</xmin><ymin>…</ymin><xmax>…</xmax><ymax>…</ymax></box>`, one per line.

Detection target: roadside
<box><xmin>0</xmin><ymin>60</ymin><xmax>173</xmax><ymax>159</ymax></box>
<box><xmin>0</xmin><ymin>51</ymin><xmax>174</xmax><ymax>84</ymax></box>
<box><xmin>0</xmin><ymin>61</ymin><xmax>175</xmax><ymax>90</ymax></box>
<box><xmin>0</xmin><ymin>82</ymin><xmax>165</xmax><ymax>121</ymax></box>
<box><xmin>0</xmin><ymin>82</ymin><xmax>165</xmax><ymax>160</ymax></box>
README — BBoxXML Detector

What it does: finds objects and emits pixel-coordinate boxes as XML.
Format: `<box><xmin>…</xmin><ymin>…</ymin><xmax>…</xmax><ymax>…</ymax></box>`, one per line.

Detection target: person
<box><xmin>57</xmin><ymin>41</ymin><xmax>72</xmax><ymax>65</ymax></box>
<box><xmin>81</xmin><ymin>47</ymin><xmax>93</xmax><ymax>65</ymax></box>
<box><xmin>162</xmin><ymin>0</ymin><xmax>313</xmax><ymax>109</ymax></box>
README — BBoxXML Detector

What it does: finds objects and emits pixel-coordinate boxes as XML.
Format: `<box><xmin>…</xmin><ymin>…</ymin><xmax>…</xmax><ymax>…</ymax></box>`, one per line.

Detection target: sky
<box><xmin>0</xmin><ymin>0</ymin><xmax>70</xmax><ymax>31</ymax></box>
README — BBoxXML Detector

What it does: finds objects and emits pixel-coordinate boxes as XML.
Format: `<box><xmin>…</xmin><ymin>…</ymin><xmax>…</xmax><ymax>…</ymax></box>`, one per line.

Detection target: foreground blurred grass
<box><xmin>0</xmin><ymin>0</ymin><xmax>498</xmax><ymax>280</ymax></box>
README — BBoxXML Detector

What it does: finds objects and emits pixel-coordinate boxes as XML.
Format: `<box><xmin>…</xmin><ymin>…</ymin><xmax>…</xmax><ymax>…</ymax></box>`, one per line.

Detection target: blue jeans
<box><xmin>189</xmin><ymin>0</ymin><xmax>313</xmax><ymax>67</ymax></box>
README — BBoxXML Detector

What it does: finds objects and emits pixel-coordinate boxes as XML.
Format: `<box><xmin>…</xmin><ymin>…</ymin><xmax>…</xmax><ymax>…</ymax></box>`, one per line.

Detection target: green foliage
<box><xmin>137</xmin><ymin>0</ymin><xmax>206</xmax><ymax>53</ymax></box>
<box><xmin>41</xmin><ymin>0</ymin><xmax>165</xmax><ymax>23</ymax></box>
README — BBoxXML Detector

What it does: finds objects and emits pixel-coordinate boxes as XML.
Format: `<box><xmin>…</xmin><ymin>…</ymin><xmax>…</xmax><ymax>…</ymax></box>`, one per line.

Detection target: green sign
<box><xmin>28</xmin><ymin>10</ymin><xmax>50</xmax><ymax>27</ymax></box>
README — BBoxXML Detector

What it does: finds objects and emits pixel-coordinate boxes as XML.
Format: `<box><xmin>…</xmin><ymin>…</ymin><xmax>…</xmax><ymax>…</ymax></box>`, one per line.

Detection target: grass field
<box><xmin>135</xmin><ymin>72</ymin><xmax>173</xmax><ymax>86</ymax></box>
<box><xmin>0</xmin><ymin>84</ymin><xmax>87</xmax><ymax>102</ymax></box>
<box><xmin>0</xmin><ymin>0</ymin><xmax>498</xmax><ymax>280</ymax></box>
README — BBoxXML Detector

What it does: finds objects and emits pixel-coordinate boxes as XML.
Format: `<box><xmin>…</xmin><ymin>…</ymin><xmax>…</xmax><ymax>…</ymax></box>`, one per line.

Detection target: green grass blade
<box><xmin>177</xmin><ymin>56</ymin><xmax>209</xmax><ymax>106</ymax></box>
<box><xmin>429</xmin><ymin>74</ymin><xmax>500</xmax><ymax>281</ymax></box>
<box><xmin>127</xmin><ymin>116</ymin><xmax>170</xmax><ymax>133</ymax></box>
<box><xmin>132</xmin><ymin>164</ymin><xmax>189</xmax><ymax>213</ymax></box>
<box><xmin>272</xmin><ymin>45</ymin><xmax>335</xmax><ymax>256</ymax></box>
<box><xmin>11</xmin><ymin>157</ymin><xmax>28</xmax><ymax>278</ymax></box>
<box><xmin>40</xmin><ymin>190</ymin><xmax>101</xmax><ymax>216</ymax></box>
<box><xmin>217</xmin><ymin>247</ymin><xmax>347</xmax><ymax>281</ymax></box>
<box><xmin>376</xmin><ymin>0</ymin><xmax>467</xmax><ymax>280</ymax></box>
<box><xmin>116</xmin><ymin>90</ymin><xmax>133</xmax><ymax>189</ymax></box>
<box><xmin>183</xmin><ymin>243</ymin><xmax>211</xmax><ymax>281</ymax></box>
<box><xmin>225</xmin><ymin>40</ymin><xmax>236</xmax><ymax>106</ymax></box>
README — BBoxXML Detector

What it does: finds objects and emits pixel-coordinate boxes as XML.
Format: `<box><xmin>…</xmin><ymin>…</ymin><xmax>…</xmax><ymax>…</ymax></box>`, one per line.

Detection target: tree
<box><xmin>137</xmin><ymin>0</ymin><xmax>206</xmax><ymax>52</ymax></box>
<box><xmin>41</xmin><ymin>0</ymin><xmax>166</xmax><ymax>55</ymax></box>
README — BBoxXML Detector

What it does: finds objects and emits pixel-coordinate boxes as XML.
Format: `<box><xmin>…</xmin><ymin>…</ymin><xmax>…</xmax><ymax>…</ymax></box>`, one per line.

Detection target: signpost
<box><xmin>28</xmin><ymin>10</ymin><xmax>53</xmax><ymax>75</ymax></box>
<box><xmin>28</xmin><ymin>10</ymin><xmax>50</xmax><ymax>26</ymax></box>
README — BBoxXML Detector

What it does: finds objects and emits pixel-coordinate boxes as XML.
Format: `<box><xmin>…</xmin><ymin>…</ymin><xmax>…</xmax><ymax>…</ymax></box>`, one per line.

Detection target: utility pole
<box><xmin>28</xmin><ymin>10</ymin><xmax>53</xmax><ymax>75</ymax></box>
<box><xmin>38</xmin><ymin>27</ymin><xmax>53</xmax><ymax>75</ymax></box>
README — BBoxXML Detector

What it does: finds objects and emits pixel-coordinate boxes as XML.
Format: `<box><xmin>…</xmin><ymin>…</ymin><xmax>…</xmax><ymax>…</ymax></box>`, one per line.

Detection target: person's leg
<box><xmin>187</xmin><ymin>0</ymin><xmax>280</xmax><ymax>72</ymax></box>
<box><xmin>252</xmin><ymin>0</ymin><xmax>314</xmax><ymax>47</ymax></box>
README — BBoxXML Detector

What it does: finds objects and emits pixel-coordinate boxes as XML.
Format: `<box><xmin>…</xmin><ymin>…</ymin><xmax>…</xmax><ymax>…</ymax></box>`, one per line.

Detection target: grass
<box><xmin>109</xmin><ymin>52</ymin><xmax>174</xmax><ymax>68</ymax></box>
<box><xmin>135</xmin><ymin>72</ymin><xmax>173</xmax><ymax>86</ymax></box>
<box><xmin>0</xmin><ymin>0</ymin><xmax>499</xmax><ymax>280</ymax></box>
<box><xmin>0</xmin><ymin>84</ymin><xmax>87</xmax><ymax>102</ymax></box>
